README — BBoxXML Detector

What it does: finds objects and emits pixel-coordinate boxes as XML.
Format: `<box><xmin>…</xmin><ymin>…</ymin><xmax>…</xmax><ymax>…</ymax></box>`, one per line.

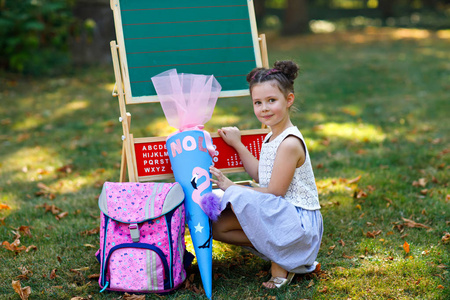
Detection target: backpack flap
<box><xmin>98</xmin><ymin>182</ymin><xmax>185</xmax><ymax>224</ymax></box>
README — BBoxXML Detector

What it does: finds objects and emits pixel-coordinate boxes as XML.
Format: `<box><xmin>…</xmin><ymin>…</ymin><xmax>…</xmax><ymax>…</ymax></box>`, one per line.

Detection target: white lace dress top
<box><xmin>258</xmin><ymin>126</ymin><xmax>321</xmax><ymax>210</ymax></box>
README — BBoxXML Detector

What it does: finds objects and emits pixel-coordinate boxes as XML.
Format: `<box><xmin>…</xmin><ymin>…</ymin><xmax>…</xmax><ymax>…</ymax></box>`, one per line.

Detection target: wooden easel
<box><xmin>109</xmin><ymin>0</ymin><xmax>270</xmax><ymax>183</ymax></box>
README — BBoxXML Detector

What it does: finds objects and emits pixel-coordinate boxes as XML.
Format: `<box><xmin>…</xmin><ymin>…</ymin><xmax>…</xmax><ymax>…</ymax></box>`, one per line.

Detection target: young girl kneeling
<box><xmin>210</xmin><ymin>60</ymin><xmax>323</xmax><ymax>289</ymax></box>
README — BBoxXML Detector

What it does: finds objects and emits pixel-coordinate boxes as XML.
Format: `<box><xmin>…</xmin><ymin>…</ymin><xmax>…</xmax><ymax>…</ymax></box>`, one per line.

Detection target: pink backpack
<box><xmin>96</xmin><ymin>182</ymin><xmax>187</xmax><ymax>293</ymax></box>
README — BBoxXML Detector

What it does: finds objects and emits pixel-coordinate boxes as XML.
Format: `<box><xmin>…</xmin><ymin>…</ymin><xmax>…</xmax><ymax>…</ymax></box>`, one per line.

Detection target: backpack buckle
<box><xmin>129</xmin><ymin>224</ymin><xmax>140</xmax><ymax>242</ymax></box>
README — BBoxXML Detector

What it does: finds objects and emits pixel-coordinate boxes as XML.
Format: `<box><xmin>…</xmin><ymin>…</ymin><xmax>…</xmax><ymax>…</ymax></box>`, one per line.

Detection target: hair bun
<box><xmin>273</xmin><ymin>60</ymin><xmax>299</xmax><ymax>82</ymax></box>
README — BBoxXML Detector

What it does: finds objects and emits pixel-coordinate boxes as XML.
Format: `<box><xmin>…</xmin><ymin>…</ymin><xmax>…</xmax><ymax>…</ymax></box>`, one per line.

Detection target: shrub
<box><xmin>0</xmin><ymin>0</ymin><xmax>75</xmax><ymax>75</ymax></box>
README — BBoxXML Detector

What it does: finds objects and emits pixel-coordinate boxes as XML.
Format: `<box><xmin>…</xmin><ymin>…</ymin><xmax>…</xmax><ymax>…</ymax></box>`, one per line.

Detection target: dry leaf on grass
<box><xmin>412</xmin><ymin>178</ymin><xmax>427</xmax><ymax>187</ymax></box>
<box><xmin>366</xmin><ymin>230</ymin><xmax>382</xmax><ymax>238</ymax></box>
<box><xmin>442</xmin><ymin>232</ymin><xmax>450</xmax><ymax>244</ymax></box>
<box><xmin>50</xmin><ymin>269</ymin><xmax>57</xmax><ymax>279</ymax></box>
<box><xmin>348</xmin><ymin>175</ymin><xmax>362</xmax><ymax>184</ymax></box>
<box><xmin>12</xmin><ymin>280</ymin><xmax>31</xmax><ymax>300</ymax></box>
<box><xmin>342</xmin><ymin>253</ymin><xmax>355</xmax><ymax>259</ymax></box>
<box><xmin>16</xmin><ymin>266</ymin><xmax>33</xmax><ymax>280</ymax></box>
<box><xmin>79</xmin><ymin>227</ymin><xmax>100</xmax><ymax>236</ymax></box>
<box><xmin>0</xmin><ymin>217</ymin><xmax>6</xmax><ymax>226</ymax></box>
<box><xmin>57</xmin><ymin>164</ymin><xmax>73</xmax><ymax>174</ymax></box>
<box><xmin>3</xmin><ymin>239</ymin><xmax>26</xmax><ymax>253</ymax></box>
<box><xmin>88</xmin><ymin>274</ymin><xmax>100</xmax><ymax>279</ymax></box>
<box><xmin>0</xmin><ymin>203</ymin><xmax>11</xmax><ymax>210</ymax></box>
<box><xmin>55</xmin><ymin>211</ymin><xmax>69</xmax><ymax>220</ymax></box>
<box><xmin>123</xmin><ymin>293</ymin><xmax>145</xmax><ymax>300</ymax></box>
<box><xmin>16</xmin><ymin>226</ymin><xmax>32</xmax><ymax>237</ymax></box>
<box><xmin>25</xmin><ymin>245</ymin><xmax>37</xmax><ymax>252</ymax></box>
<box><xmin>403</xmin><ymin>241</ymin><xmax>410</xmax><ymax>254</ymax></box>
<box><xmin>401</xmin><ymin>217</ymin><xmax>431</xmax><ymax>229</ymax></box>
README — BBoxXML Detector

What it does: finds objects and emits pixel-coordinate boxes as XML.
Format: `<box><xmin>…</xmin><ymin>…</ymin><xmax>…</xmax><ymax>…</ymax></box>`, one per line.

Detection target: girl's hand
<box><xmin>210</xmin><ymin>166</ymin><xmax>234</xmax><ymax>191</ymax></box>
<box><xmin>218</xmin><ymin>127</ymin><xmax>242</xmax><ymax>148</ymax></box>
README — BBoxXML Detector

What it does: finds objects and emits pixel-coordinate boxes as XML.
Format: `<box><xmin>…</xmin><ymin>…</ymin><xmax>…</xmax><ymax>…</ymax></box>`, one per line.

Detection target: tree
<box><xmin>282</xmin><ymin>0</ymin><xmax>309</xmax><ymax>35</ymax></box>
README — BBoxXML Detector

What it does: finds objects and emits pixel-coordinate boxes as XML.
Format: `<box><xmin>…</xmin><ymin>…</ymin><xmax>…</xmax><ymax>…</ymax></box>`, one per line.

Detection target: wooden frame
<box><xmin>110</xmin><ymin>0</ymin><xmax>270</xmax><ymax>182</ymax></box>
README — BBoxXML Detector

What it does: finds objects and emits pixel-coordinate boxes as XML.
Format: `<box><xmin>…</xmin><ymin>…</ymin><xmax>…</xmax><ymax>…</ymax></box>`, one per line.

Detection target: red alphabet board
<box><xmin>133</xmin><ymin>130</ymin><xmax>269</xmax><ymax>180</ymax></box>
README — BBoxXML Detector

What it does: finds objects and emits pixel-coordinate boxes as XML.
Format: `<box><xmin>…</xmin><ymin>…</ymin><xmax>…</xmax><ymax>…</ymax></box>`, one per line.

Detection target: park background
<box><xmin>1</xmin><ymin>0</ymin><xmax>449</xmax><ymax>299</ymax></box>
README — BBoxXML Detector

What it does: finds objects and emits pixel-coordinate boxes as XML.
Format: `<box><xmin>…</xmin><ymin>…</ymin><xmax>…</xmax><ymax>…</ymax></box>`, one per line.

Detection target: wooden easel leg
<box><xmin>119</xmin><ymin>142</ymin><xmax>127</xmax><ymax>182</ymax></box>
<box><xmin>259</xmin><ymin>33</ymin><xmax>270</xmax><ymax>69</ymax></box>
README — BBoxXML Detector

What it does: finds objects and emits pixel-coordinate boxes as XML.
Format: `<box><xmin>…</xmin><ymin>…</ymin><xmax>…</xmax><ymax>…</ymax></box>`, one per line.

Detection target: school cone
<box><xmin>166</xmin><ymin>130</ymin><xmax>213</xmax><ymax>299</ymax></box>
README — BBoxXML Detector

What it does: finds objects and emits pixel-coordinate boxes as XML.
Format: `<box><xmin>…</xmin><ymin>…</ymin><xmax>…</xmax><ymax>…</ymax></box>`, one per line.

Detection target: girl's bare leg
<box><xmin>212</xmin><ymin>205</ymin><xmax>253</xmax><ymax>247</ymax></box>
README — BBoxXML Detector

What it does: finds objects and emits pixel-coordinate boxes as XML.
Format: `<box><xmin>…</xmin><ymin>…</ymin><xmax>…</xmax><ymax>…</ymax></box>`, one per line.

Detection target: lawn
<box><xmin>0</xmin><ymin>27</ymin><xmax>449</xmax><ymax>299</ymax></box>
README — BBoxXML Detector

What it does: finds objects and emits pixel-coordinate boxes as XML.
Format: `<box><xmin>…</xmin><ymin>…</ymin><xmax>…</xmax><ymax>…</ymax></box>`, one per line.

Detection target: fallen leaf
<box><xmin>412</xmin><ymin>178</ymin><xmax>427</xmax><ymax>187</ymax></box>
<box><xmin>356</xmin><ymin>190</ymin><xmax>368</xmax><ymax>198</ymax></box>
<box><xmin>355</xmin><ymin>204</ymin><xmax>362</xmax><ymax>210</ymax></box>
<box><xmin>366</xmin><ymin>230</ymin><xmax>382</xmax><ymax>238</ymax></box>
<box><xmin>348</xmin><ymin>175</ymin><xmax>362</xmax><ymax>184</ymax></box>
<box><xmin>3</xmin><ymin>239</ymin><xmax>26</xmax><ymax>253</ymax></box>
<box><xmin>384</xmin><ymin>197</ymin><xmax>393</xmax><ymax>205</ymax></box>
<box><xmin>0</xmin><ymin>203</ymin><xmax>11</xmax><ymax>210</ymax></box>
<box><xmin>16</xmin><ymin>226</ymin><xmax>32</xmax><ymax>237</ymax></box>
<box><xmin>55</xmin><ymin>212</ymin><xmax>68</xmax><ymax>220</ymax></box>
<box><xmin>319</xmin><ymin>286</ymin><xmax>328</xmax><ymax>293</ymax></box>
<box><xmin>441</xmin><ymin>232</ymin><xmax>450</xmax><ymax>244</ymax></box>
<box><xmin>37</xmin><ymin>182</ymin><xmax>51</xmax><ymax>191</ymax></box>
<box><xmin>16</xmin><ymin>266</ymin><xmax>33</xmax><ymax>280</ymax></box>
<box><xmin>402</xmin><ymin>217</ymin><xmax>431</xmax><ymax>229</ymax></box>
<box><xmin>57</xmin><ymin>164</ymin><xmax>73</xmax><ymax>174</ymax></box>
<box><xmin>12</xmin><ymin>280</ymin><xmax>31</xmax><ymax>300</ymax></box>
<box><xmin>437</xmin><ymin>285</ymin><xmax>444</xmax><ymax>289</ymax></box>
<box><xmin>71</xmin><ymin>267</ymin><xmax>90</xmax><ymax>272</ymax></box>
<box><xmin>25</xmin><ymin>245</ymin><xmax>37</xmax><ymax>252</ymax></box>
<box><xmin>84</xmin><ymin>244</ymin><xmax>96</xmax><ymax>248</ymax></box>
<box><xmin>79</xmin><ymin>227</ymin><xmax>100</xmax><ymax>236</ymax></box>
<box><xmin>50</xmin><ymin>269</ymin><xmax>57</xmax><ymax>279</ymax></box>
<box><xmin>307</xmin><ymin>279</ymin><xmax>314</xmax><ymax>288</ymax></box>
<box><xmin>338</xmin><ymin>239</ymin><xmax>345</xmax><ymax>247</ymax></box>
<box><xmin>88</xmin><ymin>274</ymin><xmax>100</xmax><ymax>279</ymax></box>
<box><xmin>342</xmin><ymin>253</ymin><xmax>355</xmax><ymax>259</ymax></box>
<box><xmin>0</xmin><ymin>217</ymin><xmax>5</xmax><ymax>226</ymax></box>
<box><xmin>123</xmin><ymin>293</ymin><xmax>145</xmax><ymax>300</ymax></box>
<box><xmin>403</xmin><ymin>241</ymin><xmax>410</xmax><ymax>254</ymax></box>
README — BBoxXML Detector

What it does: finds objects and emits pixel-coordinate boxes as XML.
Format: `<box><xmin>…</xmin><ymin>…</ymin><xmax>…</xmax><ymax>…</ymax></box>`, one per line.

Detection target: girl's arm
<box><xmin>211</xmin><ymin>135</ymin><xmax>305</xmax><ymax>196</ymax></box>
<box><xmin>218</xmin><ymin>127</ymin><xmax>259</xmax><ymax>181</ymax></box>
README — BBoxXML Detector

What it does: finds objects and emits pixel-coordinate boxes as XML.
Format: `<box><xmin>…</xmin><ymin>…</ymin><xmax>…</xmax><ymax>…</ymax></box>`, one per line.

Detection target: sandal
<box><xmin>263</xmin><ymin>272</ymin><xmax>295</xmax><ymax>289</ymax></box>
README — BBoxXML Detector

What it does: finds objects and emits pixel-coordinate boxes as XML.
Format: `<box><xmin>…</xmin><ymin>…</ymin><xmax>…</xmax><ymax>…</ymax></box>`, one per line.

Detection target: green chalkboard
<box><xmin>111</xmin><ymin>0</ymin><xmax>262</xmax><ymax>103</ymax></box>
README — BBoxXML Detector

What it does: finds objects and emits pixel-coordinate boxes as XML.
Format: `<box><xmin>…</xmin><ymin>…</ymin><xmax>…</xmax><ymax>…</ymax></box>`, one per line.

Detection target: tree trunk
<box><xmin>282</xmin><ymin>0</ymin><xmax>309</xmax><ymax>35</ymax></box>
<box><xmin>253</xmin><ymin>0</ymin><xmax>266</xmax><ymax>24</ymax></box>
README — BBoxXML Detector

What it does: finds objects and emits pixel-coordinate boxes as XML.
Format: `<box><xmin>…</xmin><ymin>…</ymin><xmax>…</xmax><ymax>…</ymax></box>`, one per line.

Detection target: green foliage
<box><xmin>0</xmin><ymin>0</ymin><xmax>75</xmax><ymax>75</ymax></box>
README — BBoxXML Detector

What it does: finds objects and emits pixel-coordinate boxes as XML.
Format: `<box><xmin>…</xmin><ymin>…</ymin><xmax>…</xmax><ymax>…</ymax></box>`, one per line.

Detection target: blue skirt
<box><xmin>220</xmin><ymin>185</ymin><xmax>323</xmax><ymax>273</ymax></box>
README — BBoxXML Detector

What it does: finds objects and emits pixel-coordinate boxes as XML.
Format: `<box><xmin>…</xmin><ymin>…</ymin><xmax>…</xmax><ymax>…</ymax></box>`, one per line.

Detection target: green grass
<box><xmin>1</xmin><ymin>27</ymin><xmax>449</xmax><ymax>299</ymax></box>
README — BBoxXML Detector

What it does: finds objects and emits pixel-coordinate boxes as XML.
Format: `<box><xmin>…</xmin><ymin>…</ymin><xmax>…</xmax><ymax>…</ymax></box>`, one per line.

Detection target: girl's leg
<box><xmin>212</xmin><ymin>205</ymin><xmax>253</xmax><ymax>247</ymax></box>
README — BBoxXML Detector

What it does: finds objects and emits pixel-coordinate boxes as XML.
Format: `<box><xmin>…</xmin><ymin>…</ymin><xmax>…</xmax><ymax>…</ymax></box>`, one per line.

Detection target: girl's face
<box><xmin>251</xmin><ymin>81</ymin><xmax>294</xmax><ymax>128</ymax></box>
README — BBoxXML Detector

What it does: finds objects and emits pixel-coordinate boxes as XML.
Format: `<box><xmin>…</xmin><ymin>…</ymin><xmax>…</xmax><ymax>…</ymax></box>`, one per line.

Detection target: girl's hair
<box><xmin>246</xmin><ymin>60</ymin><xmax>300</xmax><ymax>97</ymax></box>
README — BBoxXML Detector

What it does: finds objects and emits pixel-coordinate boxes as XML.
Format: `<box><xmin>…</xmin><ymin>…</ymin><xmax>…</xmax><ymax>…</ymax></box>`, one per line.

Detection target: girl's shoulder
<box><xmin>282</xmin><ymin>126</ymin><xmax>304</xmax><ymax>141</ymax></box>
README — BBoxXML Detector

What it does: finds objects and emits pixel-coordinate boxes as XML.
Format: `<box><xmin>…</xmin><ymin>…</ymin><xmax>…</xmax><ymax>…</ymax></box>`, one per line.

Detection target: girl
<box><xmin>209</xmin><ymin>60</ymin><xmax>323</xmax><ymax>289</ymax></box>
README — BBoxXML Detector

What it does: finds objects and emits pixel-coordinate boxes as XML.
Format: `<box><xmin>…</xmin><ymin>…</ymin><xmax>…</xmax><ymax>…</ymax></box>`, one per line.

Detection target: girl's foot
<box><xmin>262</xmin><ymin>272</ymin><xmax>295</xmax><ymax>289</ymax></box>
<box><xmin>262</xmin><ymin>262</ymin><xmax>294</xmax><ymax>289</ymax></box>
